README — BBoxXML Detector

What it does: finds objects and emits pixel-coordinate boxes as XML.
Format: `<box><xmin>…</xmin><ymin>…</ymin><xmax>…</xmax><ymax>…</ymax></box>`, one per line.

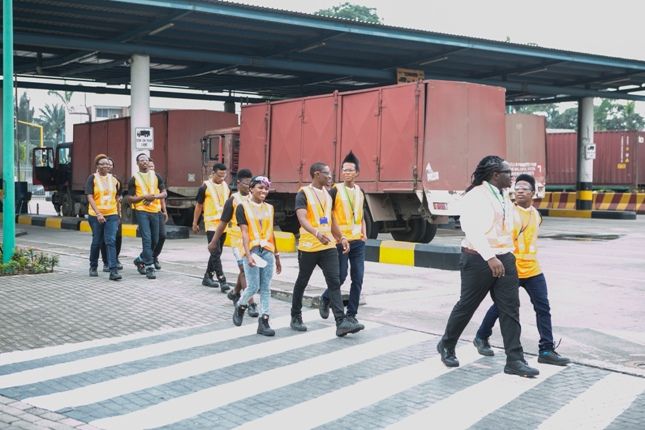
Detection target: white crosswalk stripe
<box><xmin>537</xmin><ymin>373</ymin><xmax>645</xmax><ymax>430</ymax></box>
<box><xmin>1</xmin><ymin>316</ymin><xmax>643</xmax><ymax>430</ymax></box>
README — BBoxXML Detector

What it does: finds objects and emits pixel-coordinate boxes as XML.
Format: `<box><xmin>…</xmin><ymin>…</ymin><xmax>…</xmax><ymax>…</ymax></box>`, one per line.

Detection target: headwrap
<box><xmin>250</xmin><ymin>175</ymin><xmax>271</xmax><ymax>189</ymax></box>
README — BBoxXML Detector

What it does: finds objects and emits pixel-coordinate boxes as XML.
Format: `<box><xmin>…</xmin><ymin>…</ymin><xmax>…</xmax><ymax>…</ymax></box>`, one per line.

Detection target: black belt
<box><xmin>461</xmin><ymin>247</ymin><xmax>479</xmax><ymax>255</ymax></box>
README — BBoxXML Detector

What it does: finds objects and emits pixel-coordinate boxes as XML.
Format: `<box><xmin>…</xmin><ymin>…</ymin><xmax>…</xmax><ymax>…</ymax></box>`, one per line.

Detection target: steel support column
<box><xmin>576</xmin><ymin>97</ymin><xmax>594</xmax><ymax>210</ymax></box>
<box><xmin>130</xmin><ymin>54</ymin><xmax>150</xmax><ymax>176</ymax></box>
<box><xmin>2</xmin><ymin>0</ymin><xmax>16</xmax><ymax>262</ymax></box>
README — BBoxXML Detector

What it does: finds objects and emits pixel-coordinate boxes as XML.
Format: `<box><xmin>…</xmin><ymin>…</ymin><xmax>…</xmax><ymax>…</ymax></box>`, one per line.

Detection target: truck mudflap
<box><xmin>424</xmin><ymin>189</ymin><xmax>463</xmax><ymax>217</ymax></box>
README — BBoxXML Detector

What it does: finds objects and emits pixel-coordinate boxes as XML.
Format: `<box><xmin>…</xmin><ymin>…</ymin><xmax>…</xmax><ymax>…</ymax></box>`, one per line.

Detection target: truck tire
<box><xmin>391</xmin><ymin>218</ymin><xmax>426</xmax><ymax>243</ymax></box>
<box><xmin>278</xmin><ymin>214</ymin><xmax>300</xmax><ymax>235</ymax></box>
<box><xmin>364</xmin><ymin>206</ymin><xmax>379</xmax><ymax>239</ymax></box>
<box><xmin>171</xmin><ymin>209</ymin><xmax>194</xmax><ymax>227</ymax></box>
<box><xmin>419</xmin><ymin>222</ymin><xmax>438</xmax><ymax>243</ymax></box>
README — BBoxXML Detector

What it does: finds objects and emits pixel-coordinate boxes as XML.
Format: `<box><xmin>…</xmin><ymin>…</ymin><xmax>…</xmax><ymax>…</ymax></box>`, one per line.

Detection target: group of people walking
<box><xmin>87</xmin><ymin>151</ymin><xmax>569</xmax><ymax>376</ymax></box>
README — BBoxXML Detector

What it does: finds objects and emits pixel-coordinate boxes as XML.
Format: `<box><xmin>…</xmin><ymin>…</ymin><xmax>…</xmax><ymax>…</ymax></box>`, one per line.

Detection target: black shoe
<box><xmin>109</xmin><ymin>270</ymin><xmax>122</xmax><ymax>281</ymax></box>
<box><xmin>318</xmin><ymin>296</ymin><xmax>330</xmax><ymax>319</ymax></box>
<box><xmin>233</xmin><ymin>304</ymin><xmax>247</xmax><ymax>327</ymax></box>
<box><xmin>202</xmin><ymin>274</ymin><xmax>218</xmax><ymax>288</ymax></box>
<box><xmin>116</xmin><ymin>261</ymin><xmax>123</xmax><ymax>270</ymax></box>
<box><xmin>504</xmin><ymin>360</ymin><xmax>540</xmax><ymax>377</ymax></box>
<box><xmin>538</xmin><ymin>350</ymin><xmax>571</xmax><ymax>366</ymax></box>
<box><xmin>248</xmin><ymin>303</ymin><xmax>259</xmax><ymax>318</ymax></box>
<box><xmin>145</xmin><ymin>268</ymin><xmax>156</xmax><ymax>280</ymax></box>
<box><xmin>437</xmin><ymin>340</ymin><xmax>459</xmax><ymax>367</ymax></box>
<box><xmin>227</xmin><ymin>290</ymin><xmax>240</xmax><ymax>304</ymax></box>
<box><xmin>218</xmin><ymin>277</ymin><xmax>230</xmax><ymax>293</ymax></box>
<box><xmin>473</xmin><ymin>337</ymin><xmax>495</xmax><ymax>356</ymax></box>
<box><xmin>134</xmin><ymin>257</ymin><xmax>146</xmax><ymax>275</ymax></box>
<box><xmin>153</xmin><ymin>259</ymin><xmax>161</xmax><ymax>270</ymax></box>
<box><xmin>347</xmin><ymin>316</ymin><xmax>365</xmax><ymax>332</ymax></box>
<box><xmin>102</xmin><ymin>264</ymin><xmax>110</xmax><ymax>273</ymax></box>
<box><xmin>290</xmin><ymin>314</ymin><xmax>307</xmax><ymax>332</ymax></box>
<box><xmin>336</xmin><ymin>317</ymin><xmax>363</xmax><ymax>337</ymax></box>
<box><xmin>257</xmin><ymin>314</ymin><xmax>275</xmax><ymax>337</ymax></box>
<box><xmin>89</xmin><ymin>267</ymin><xmax>98</xmax><ymax>277</ymax></box>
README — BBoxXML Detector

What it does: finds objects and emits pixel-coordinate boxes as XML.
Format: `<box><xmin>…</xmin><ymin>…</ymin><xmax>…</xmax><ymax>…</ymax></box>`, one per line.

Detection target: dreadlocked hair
<box><xmin>466</xmin><ymin>155</ymin><xmax>505</xmax><ymax>192</ymax></box>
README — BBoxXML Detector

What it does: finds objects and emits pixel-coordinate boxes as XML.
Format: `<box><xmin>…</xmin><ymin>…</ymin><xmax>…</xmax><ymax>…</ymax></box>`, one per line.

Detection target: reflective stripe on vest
<box><xmin>241</xmin><ymin>200</ymin><xmax>275</xmax><ymax>254</ymax></box>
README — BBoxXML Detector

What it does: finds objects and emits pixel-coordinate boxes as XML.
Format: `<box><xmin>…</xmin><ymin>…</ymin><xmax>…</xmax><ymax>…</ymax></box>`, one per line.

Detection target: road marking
<box><xmin>24</xmin><ymin>322</ymin><xmax>381</xmax><ymax>410</ymax></box>
<box><xmin>91</xmin><ymin>331</ymin><xmax>430</xmax><ymax>430</ymax></box>
<box><xmin>385</xmin><ymin>359</ymin><xmax>565</xmax><ymax>430</ymax></box>
<box><xmin>236</xmin><ymin>345</ymin><xmax>481</xmax><ymax>430</ymax></box>
<box><xmin>537</xmin><ymin>372</ymin><xmax>645</xmax><ymax>430</ymax></box>
<box><xmin>0</xmin><ymin>311</ymin><xmax>317</xmax><ymax>389</ymax></box>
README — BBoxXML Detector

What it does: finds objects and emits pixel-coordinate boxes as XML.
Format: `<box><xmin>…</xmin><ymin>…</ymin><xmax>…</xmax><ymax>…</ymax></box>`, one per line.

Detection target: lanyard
<box><xmin>137</xmin><ymin>171</ymin><xmax>153</xmax><ymax>194</ymax></box>
<box><xmin>310</xmin><ymin>185</ymin><xmax>327</xmax><ymax>216</ymax></box>
<box><xmin>486</xmin><ymin>182</ymin><xmax>506</xmax><ymax>221</ymax></box>
<box><xmin>341</xmin><ymin>184</ymin><xmax>359</xmax><ymax>223</ymax></box>
<box><xmin>515</xmin><ymin>207</ymin><xmax>533</xmax><ymax>241</ymax></box>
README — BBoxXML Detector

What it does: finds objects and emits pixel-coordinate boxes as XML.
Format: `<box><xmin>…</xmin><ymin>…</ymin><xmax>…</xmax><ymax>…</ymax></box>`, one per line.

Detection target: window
<box><xmin>95</xmin><ymin>107</ymin><xmax>123</xmax><ymax>119</ymax></box>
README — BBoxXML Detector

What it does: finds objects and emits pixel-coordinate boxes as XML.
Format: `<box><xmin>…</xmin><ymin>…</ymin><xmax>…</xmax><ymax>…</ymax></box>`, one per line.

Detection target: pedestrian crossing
<box><xmin>0</xmin><ymin>311</ymin><xmax>643</xmax><ymax>430</ymax></box>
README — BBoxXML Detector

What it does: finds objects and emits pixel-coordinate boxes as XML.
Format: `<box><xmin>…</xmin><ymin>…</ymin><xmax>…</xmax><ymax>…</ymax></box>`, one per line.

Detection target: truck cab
<box><xmin>32</xmin><ymin>143</ymin><xmax>73</xmax><ymax>215</ymax></box>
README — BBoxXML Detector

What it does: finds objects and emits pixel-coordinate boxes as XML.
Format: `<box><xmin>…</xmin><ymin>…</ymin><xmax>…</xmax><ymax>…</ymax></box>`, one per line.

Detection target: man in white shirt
<box><xmin>437</xmin><ymin>155</ymin><xmax>539</xmax><ymax>378</ymax></box>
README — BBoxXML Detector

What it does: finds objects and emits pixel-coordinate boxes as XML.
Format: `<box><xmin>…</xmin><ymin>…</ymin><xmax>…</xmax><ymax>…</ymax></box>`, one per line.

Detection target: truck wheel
<box><xmin>278</xmin><ymin>214</ymin><xmax>300</xmax><ymax>235</ymax></box>
<box><xmin>419</xmin><ymin>223</ymin><xmax>438</xmax><ymax>243</ymax></box>
<box><xmin>171</xmin><ymin>209</ymin><xmax>193</xmax><ymax>227</ymax></box>
<box><xmin>364</xmin><ymin>206</ymin><xmax>379</xmax><ymax>239</ymax></box>
<box><xmin>391</xmin><ymin>218</ymin><xmax>426</xmax><ymax>242</ymax></box>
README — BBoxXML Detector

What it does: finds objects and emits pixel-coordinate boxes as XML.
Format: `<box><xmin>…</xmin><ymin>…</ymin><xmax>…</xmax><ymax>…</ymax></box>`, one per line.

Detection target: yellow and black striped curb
<box><xmin>537</xmin><ymin>208</ymin><xmax>636</xmax><ymax>220</ymax></box>
<box><xmin>365</xmin><ymin>239</ymin><xmax>460</xmax><ymax>270</ymax></box>
<box><xmin>0</xmin><ymin>213</ymin><xmax>298</xmax><ymax>252</ymax></box>
<box><xmin>538</xmin><ymin>192</ymin><xmax>645</xmax><ymax>215</ymax></box>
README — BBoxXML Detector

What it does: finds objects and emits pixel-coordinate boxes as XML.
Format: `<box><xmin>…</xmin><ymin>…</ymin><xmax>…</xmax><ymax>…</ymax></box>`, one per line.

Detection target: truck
<box><xmin>32</xmin><ymin>110</ymin><xmax>238</xmax><ymax>225</ymax></box>
<box><xmin>202</xmin><ymin>80</ymin><xmax>509</xmax><ymax>242</ymax></box>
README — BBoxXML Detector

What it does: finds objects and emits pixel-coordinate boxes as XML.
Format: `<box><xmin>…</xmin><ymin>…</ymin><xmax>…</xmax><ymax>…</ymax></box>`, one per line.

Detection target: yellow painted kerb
<box><xmin>45</xmin><ymin>217</ymin><xmax>63</xmax><ymax>229</ymax></box>
<box><xmin>79</xmin><ymin>220</ymin><xmax>92</xmax><ymax>233</ymax></box>
<box><xmin>122</xmin><ymin>224</ymin><xmax>138</xmax><ymax>237</ymax></box>
<box><xmin>548</xmin><ymin>209</ymin><xmax>592</xmax><ymax>218</ymax></box>
<box><xmin>17</xmin><ymin>215</ymin><xmax>32</xmax><ymax>225</ymax></box>
<box><xmin>379</xmin><ymin>240</ymin><xmax>415</xmax><ymax>266</ymax></box>
<box><xmin>577</xmin><ymin>190</ymin><xmax>593</xmax><ymax>201</ymax></box>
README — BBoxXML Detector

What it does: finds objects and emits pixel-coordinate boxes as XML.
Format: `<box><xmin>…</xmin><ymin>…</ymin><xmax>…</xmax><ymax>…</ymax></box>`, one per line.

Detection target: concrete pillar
<box><xmin>576</xmin><ymin>97</ymin><xmax>594</xmax><ymax>210</ymax></box>
<box><xmin>130</xmin><ymin>54</ymin><xmax>150</xmax><ymax>176</ymax></box>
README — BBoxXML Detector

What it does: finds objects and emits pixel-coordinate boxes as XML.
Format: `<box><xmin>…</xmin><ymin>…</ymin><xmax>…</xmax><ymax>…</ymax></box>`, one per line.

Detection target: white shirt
<box><xmin>460</xmin><ymin>181</ymin><xmax>514</xmax><ymax>261</ymax></box>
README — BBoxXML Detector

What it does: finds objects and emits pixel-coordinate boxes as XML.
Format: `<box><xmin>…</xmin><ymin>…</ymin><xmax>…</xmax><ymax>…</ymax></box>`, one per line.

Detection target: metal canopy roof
<box><xmin>5</xmin><ymin>0</ymin><xmax>645</xmax><ymax>103</ymax></box>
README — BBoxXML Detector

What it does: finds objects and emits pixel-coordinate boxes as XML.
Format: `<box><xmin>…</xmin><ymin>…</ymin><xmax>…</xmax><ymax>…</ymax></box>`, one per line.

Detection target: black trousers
<box><xmin>291</xmin><ymin>248</ymin><xmax>345</xmax><ymax>323</ymax></box>
<box><xmin>205</xmin><ymin>231</ymin><xmax>226</xmax><ymax>279</ymax></box>
<box><xmin>441</xmin><ymin>252</ymin><xmax>524</xmax><ymax>362</ymax></box>
<box><xmin>152</xmin><ymin>213</ymin><xmax>166</xmax><ymax>260</ymax></box>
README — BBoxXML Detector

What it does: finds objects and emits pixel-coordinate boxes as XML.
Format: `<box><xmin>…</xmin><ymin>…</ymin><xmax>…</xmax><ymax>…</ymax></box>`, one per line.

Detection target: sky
<box><xmin>21</xmin><ymin>0</ymin><xmax>645</xmax><ymax>119</ymax></box>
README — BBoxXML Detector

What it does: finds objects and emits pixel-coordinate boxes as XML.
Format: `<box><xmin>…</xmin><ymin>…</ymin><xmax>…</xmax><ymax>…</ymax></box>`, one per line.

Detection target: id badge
<box><xmin>319</xmin><ymin>216</ymin><xmax>329</xmax><ymax>225</ymax></box>
<box><xmin>352</xmin><ymin>224</ymin><xmax>361</xmax><ymax>235</ymax></box>
<box><xmin>260</xmin><ymin>239</ymin><xmax>269</xmax><ymax>247</ymax></box>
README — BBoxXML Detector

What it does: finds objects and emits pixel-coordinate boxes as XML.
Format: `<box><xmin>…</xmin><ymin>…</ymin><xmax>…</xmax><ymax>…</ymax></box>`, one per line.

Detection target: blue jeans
<box><xmin>135</xmin><ymin>210</ymin><xmax>160</xmax><ymax>267</ymax></box>
<box><xmin>476</xmin><ymin>273</ymin><xmax>554</xmax><ymax>352</ymax></box>
<box><xmin>322</xmin><ymin>240</ymin><xmax>365</xmax><ymax>316</ymax></box>
<box><xmin>239</xmin><ymin>248</ymin><xmax>274</xmax><ymax>316</ymax></box>
<box><xmin>88</xmin><ymin>215</ymin><xmax>119</xmax><ymax>270</ymax></box>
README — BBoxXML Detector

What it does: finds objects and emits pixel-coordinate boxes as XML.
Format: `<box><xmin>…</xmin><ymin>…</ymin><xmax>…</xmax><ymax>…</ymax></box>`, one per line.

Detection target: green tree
<box><xmin>38</xmin><ymin>104</ymin><xmax>66</xmax><ymax>145</ymax></box>
<box><xmin>315</xmin><ymin>2</ymin><xmax>381</xmax><ymax>23</ymax></box>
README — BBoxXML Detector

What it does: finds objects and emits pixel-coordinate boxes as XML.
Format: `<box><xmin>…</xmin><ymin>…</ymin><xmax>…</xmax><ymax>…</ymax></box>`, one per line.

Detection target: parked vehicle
<box><xmin>203</xmin><ymin>80</ymin><xmax>508</xmax><ymax>242</ymax></box>
<box><xmin>32</xmin><ymin>110</ymin><xmax>238</xmax><ymax>224</ymax></box>
<box><xmin>546</xmin><ymin>130</ymin><xmax>645</xmax><ymax>191</ymax></box>
<box><xmin>505</xmin><ymin>113</ymin><xmax>547</xmax><ymax>198</ymax></box>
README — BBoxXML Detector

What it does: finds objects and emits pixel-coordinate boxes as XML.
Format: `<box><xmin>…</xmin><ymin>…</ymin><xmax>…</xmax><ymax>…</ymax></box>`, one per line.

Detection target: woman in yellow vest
<box><xmin>474</xmin><ymin>174</ymin><xmax>570</xmax><ymax>366</ymax></box>
<box><xmin>193</xmin><ymin>163</ymin><xmax>231</xmax><ymax>291</ymax></box>
<box><xmin>232</xmin><ymin>176</ymin><xmax>282</xmax><ymax>336</ymax></box>
<box><xmin>85</xmin><ymin>154</ymin><xmax>121</xmax><ymax>281</ymax></box>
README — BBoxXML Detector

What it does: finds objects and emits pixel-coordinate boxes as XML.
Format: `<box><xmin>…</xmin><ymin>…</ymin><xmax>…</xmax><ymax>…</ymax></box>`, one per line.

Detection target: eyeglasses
<box><xmin>239</xmin><ymin>180</ymin><xmax>251</xmax><ymax>186</ymax></box>
<box><xmin>497</xmin><ymin>170</ymin><xmax>512</xmax><ymax>175</ymax></box>
<box><xmin>514</xmin><ymin>186</ymin><xmax>533</xmax><ymax>192</ymax></box>
<box><xmin>342</xmin><ymin>168</ymin><xmax>356</xmax><ymax>173</ymax></box>
<box><xmin>318</xmin><ymin>170</ymin><xmax>331</xmax><ymax>176</ymax></box>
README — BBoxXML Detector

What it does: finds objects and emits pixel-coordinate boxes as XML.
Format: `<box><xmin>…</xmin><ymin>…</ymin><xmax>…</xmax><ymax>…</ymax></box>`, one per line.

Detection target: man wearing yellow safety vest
<box><xmin>193</xmin><ymin>163</ymin><xmax>231</xmax><ymax>292</ymax></box>
<box><xmin>319</xmin><ymin>152</ymin><xmax>366</xmax><ymax>330</ymax></box>
<box><xmin>290</xmin><ymin>162</ymin><xmax>364</xmax><ymax>337</ymax></box>
<box><xmin>474</xmin><ymin>174</ymin><xmax>570</xmax><ymax>366</ymax></box>
<box><xmin>208</xmin><ymin>168</ymin><xmax>259</xmax><ymax>316</ymax></box>
<box><xmin>126</xmin><ymin>153</ymin><xmax>167</xmax><ymax>280</ymax></box>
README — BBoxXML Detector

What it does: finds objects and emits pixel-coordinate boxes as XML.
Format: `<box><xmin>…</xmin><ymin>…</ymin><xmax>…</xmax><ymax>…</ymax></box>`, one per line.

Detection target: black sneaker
<box><xmin>538</xmin><ymin>350</ymin><xmax>571</xmax><ymax>366</ymax></box>
<box><xmin>290</xmin><ymin>314</ymin><xmax>307</xmax><ymax>332</ymax></box>
<box><xmin>202</xmin><ymin>274</ymin><xmax>218</xmax><ymax>288</ymax></box>
<box><xmin>227</xmin><ymin>290</ymin><xmax>240</xmax><ymax>304</ymax></box>
<box><xmin>154</xmin><ymin>259</ymin><xmax>161</xmax><ymax>270</ymax></box>
<box><xmin>145</xmin><ymin>268</ymin><xmax>156</xmax><ymax>280</ymax></box>
<box><xmin>437</xmin><ymin>340</ymin><xmax>459</xmax><ymax>367</ymax></box>
<box><xmin>102</xmin><ymin>264</ymin><xmax>110</xmax><ymax>273</ymax></box>
<box><xmin>116</xmin><ymin>261</ymin><xmax>124</xmax><ymax>270</ymax></box>
<box><xmin>257</xmin><ymin>314</ymin><xmax>275</xmax><ymax>337</ymax></box>
<box><xmin>347</xmin><ymin>316</ymin><xmax>365</xmax><ymax>332</ymax></box>
<box><xmin>473</xmin><ymin>337</ymin><xmax>495</xmax><ymax>356</ymax></box>
<box><xmin>218</xmin><ymin>277</ymin><xmax>230</xmax><ymax>293</ymax></box>
<box><xmin>133</xmin><ymin>257</ymin><xmax>146</xmax><ymax>275</ymax></box>
<box><xmin>504</xmin><ymin>360</ymin><xmax>540</xmax><ymax>377</ymax></box>
<box><xmin>318</xmin><ymin>296</ymin><xmax>330</xmax><ymax>319</ymax></box>
<box><xmin>89</xmin><ymin>267</ymin><xmax>98</xmax><ymax>277</ymax></box>
<box><xmin>109</xmin><ymin>270</ymin><xmax>122</xmax><ymax>281</ymax></box>
<box><xmin>336</xmin><ymin>317</ymin><xmax>362</xmax><ymax>337</ymax></box>
<box><xmin>233</xmin><ymin>304</ymin><xmax>247</xmax><ymax>326</ymax></box>
<box><xmin>248</xmin><ymin>303</ymin><xmax>259</xmax><ymax>318</ymax></box>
